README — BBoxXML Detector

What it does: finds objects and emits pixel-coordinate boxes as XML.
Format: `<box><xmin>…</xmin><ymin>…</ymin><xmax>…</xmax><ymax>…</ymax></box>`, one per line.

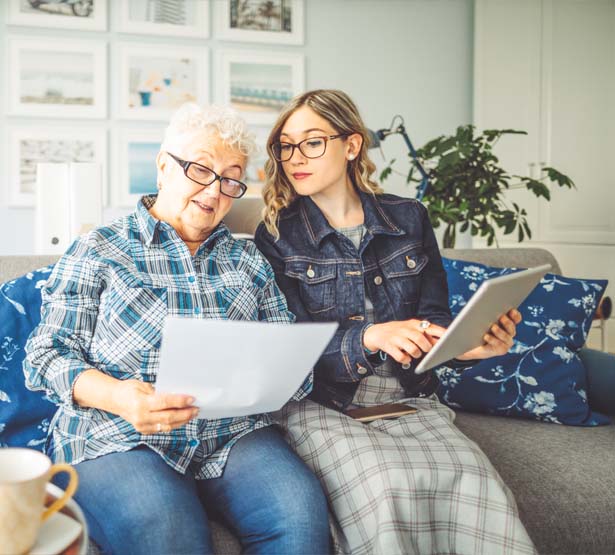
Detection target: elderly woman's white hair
<box><xmin>161</xmin><ymin>102</ymin><xmax>257</xmax><ymax>157</ymax></box>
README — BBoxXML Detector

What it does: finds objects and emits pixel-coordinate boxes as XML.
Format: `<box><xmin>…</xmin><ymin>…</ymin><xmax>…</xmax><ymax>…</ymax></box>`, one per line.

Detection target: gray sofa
<box><xmin>1</xmin><ymin>247</ymin><xmax>614</xmax><ymax>555</ymax></box>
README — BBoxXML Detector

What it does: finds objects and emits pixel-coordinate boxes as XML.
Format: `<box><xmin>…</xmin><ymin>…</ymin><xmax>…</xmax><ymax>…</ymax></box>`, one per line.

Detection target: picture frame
<box><xmin>6</xmin><ymin>125</ymin><xmax>107</xmax><ymax>207</ymax></box>
<box><xmin>117</xmin><ymin>0</ymin><xmax>209</xmax><ymax>38</ymax></box>
<box><xmin>244</xmin><ymin>125</ymin><xmax>271</xmax><ymax>198</ymax></box>
<box><xmin>113</xmin><ymin>127</ymin><xmax>163</xmax><ymax>207</ymax></box>
<box><xmin>215</xmin><ymin>50</ymin><xmax>304</xmax><ymax>125</ymax></box>
<box><xmin>6</xmin><ymin>0</ymin><xmax>108</xmax><ymax>31</ymax></box>
<box><xmin>7</xmin><ymin>36</ymin><xmax>107</xmax><ymax>119</ymax></box>
<box><xmin>215</xmin><ymin>0</ymin><xmax>303</xmax><ymax>44</ymax></box>
<box><xmin>116</xmin><ymin>43</ymin><xmax>209</xmax><ymax>121</ymax></box>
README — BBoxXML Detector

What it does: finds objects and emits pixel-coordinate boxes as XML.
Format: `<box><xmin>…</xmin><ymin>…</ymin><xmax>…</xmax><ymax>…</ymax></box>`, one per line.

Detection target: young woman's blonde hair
<box><xmin>262</xmin><ymin>89</ymin><xmax>383</xmax><ymax>238</ymax></box>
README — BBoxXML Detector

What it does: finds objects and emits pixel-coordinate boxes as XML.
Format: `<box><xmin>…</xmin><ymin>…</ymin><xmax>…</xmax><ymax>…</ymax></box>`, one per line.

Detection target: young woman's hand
<box><xmin>113</xmin><ymin>380</ymin><xmax>199</xmax><ymax>435</ymax></box>
<box><xmin>456</xmin><ymin>308</ymin><xmax>522</xmax><ymax>361</ymax></box>
<box><xmin>363</xmin><ymin>319</ymin><xmax>447</xmax><ymax>365</ymax></box>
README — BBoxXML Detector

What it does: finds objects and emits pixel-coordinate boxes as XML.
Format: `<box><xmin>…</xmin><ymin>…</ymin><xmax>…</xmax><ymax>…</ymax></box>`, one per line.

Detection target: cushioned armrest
<box><xmin>579</xmin><ymin>348</ymin><xmax>615</xmax><ymax>416</ymax></box>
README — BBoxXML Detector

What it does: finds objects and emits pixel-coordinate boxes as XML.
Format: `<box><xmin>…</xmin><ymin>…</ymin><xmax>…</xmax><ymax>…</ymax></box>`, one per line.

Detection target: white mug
<box><xmin>0</xmin><ymin>447</ymin><xmax>78</xmax><ymax>555</ymax></box>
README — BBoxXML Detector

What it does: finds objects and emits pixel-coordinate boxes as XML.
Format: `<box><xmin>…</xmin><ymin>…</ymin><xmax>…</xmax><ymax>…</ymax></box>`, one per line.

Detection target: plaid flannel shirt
<box><xmin>24</xmin><ymin>195</ymin><xmax>307</xmax><ymax>479</ymax></box>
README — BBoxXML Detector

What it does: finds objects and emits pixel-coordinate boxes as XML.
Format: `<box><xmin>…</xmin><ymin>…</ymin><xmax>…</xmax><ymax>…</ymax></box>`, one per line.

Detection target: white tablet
<box><xmin>414</xmin><ymin>264</ymin><xmax>552</xmax><ymax>374</ymax></box>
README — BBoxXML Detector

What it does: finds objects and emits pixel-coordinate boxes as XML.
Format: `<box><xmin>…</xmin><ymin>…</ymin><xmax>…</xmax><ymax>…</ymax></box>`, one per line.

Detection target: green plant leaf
<box><xmin>524</xmin><ymin>178</ymin><xmax>551</xmax><ymax>200</ymax></box>
<box><xmin>542</xmin><ymin>167</ymin><xmax>576</xmax><ymax>189</ymax></box>
<box><xmin>379</xmin><ymin>167</ymin><xmax>391</xmax><ymax>181</ymax></box>
<box><xmin>377</xmin><ymin>125</ymin><xmax>573</xmax><ymax>245</ymax></box>
<box><xmin>406</xmin><ymin>166</ymin><xmax>416</xmax><ymax>185</ymax></box>
<box><xmin>483</xmin><ymin>129</ymin><xmax>527</xmax><ymax>142</ymax></box>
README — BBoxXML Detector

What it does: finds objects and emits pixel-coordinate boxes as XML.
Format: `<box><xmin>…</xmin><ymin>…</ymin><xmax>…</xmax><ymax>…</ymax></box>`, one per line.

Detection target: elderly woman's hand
<box><xmin>456</xmin><ymin>308</ymin><xmax>522</xmax><ymax>361</ymax></box>
<box><xmin>114</xmin><ymin>379</ymin><xmax>199</xmax><ymax>434</ymax></box>
<box><xmin>73</xmin><ymin>369</ymin><xmax>199</xmax><ymax>434</ymax></box>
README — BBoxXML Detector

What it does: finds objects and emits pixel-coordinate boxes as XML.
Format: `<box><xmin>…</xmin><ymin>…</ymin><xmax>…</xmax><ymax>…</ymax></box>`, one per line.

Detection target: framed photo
<box><xmin>215</xmin><ymin>50</ymin><xmax>304</xmax><ymax>124</ymax></box>
<box><xmin>117</xmin><ymin>43</ymin><xmax>209</xmax><ymax>121</ymax></box>
<box><xmin>114</xmin><ymin>128</ymin><xmax>163</xmax><ymax>207</ymax></box>
<box><xmin>7</xmin><ymin>125</ymin><xmax>107</xmax><ymax>207</ymax></box>
<box><xmin>6</xmin><ymin>0</ymin><xmax>107</xmax><ymax>31</ymax></box>
<box><xmin>117</xmin><ymin>0</ymin><xmax>208</xmax><ymax>38</ymax></box>
<box><xmin>7</xmin><ymin>37</ymin><xmax>107</xmax><ymax>119</ymax></box>
<box><xmin>215</xmin><ymin>0</ymin><xmax>303</xmax><ymax>44</ymax></box>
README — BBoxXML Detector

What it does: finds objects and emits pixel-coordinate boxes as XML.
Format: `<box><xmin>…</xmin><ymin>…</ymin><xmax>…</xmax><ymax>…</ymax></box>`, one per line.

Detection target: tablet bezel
<box><xmin>414</xmin><ymin>263</ymin><xmax>552</xmax><ymax>374</ymax></box>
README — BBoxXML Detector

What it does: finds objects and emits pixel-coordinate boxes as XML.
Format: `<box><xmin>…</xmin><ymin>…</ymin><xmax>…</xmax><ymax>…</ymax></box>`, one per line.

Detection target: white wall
<box><xmin>0</xmin><ymin>0</ymin><xmax>474</xmax><ymax>254</ymax></box>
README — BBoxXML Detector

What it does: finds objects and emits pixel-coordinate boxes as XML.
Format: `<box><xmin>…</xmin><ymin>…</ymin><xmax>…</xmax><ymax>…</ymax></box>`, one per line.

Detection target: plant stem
<box><xmin>443</xmin><ymin>224</ymin><xmax>456</xmax><ymax>248</ymax></box>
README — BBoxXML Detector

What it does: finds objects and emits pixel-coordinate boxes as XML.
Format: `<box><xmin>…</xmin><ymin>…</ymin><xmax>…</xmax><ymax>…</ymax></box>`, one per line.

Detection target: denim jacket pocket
<box><xmin>284</xmin><ymin>260</ymin><xmax>337</xmax><ymax>316</ymax></box>
<box><xmin>380</xmin><ymin>250</ymin><xmax>428</xmax><ymax>306</ymax></box>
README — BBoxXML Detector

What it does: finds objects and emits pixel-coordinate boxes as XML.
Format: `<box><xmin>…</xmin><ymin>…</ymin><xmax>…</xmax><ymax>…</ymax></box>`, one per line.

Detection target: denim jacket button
<box><xmin>402</xmin><ymin>363</ymin><xmax>411</xmax><ymax>370</ymax></box>
<box><xmin>374</xmin><ymin>276</ymin><xmax>383</xmax><ymax>285</ymax></box>
<box><xmin>357</xmin><ymin>365</ymin><xmax>368</xmax><ymax>375</ymax></box>
<box><xmin>406</xmin><ymin>257</ymin><xmax>417</xmax><ymax>269</ymax></box>
<box><xmin>306</xmin><ymin>268</ymin><xmax>315</xmax><ymax>278</ymax></box>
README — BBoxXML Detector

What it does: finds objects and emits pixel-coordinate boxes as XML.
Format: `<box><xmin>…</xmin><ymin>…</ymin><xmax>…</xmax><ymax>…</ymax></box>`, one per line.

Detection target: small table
<box><xmin>44</xmin><ymin>483</ymin><xmax>89</xmax><ymax>555</ymax></box>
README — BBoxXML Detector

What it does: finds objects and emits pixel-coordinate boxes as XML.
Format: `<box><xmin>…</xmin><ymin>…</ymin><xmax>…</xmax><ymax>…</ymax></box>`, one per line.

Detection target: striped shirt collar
<box><xmin>136</xmin><ymin>194</ymin><xmax>232</xmax><ymax>252</ymax></box>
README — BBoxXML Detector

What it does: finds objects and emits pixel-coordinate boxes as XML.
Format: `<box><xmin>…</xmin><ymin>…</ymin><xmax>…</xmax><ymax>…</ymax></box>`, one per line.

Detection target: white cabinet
<box><xmin>474</xmin><ymin>0</ymin><xmax>615</xmax><ymax>351</ymax></box>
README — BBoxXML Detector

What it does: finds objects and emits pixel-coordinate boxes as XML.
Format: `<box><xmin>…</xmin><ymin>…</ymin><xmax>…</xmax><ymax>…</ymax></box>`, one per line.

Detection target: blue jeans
<box><xmin>56</xmin><ymin>426</ymin><xmax>330</xmax><ymax>554</ymax></box>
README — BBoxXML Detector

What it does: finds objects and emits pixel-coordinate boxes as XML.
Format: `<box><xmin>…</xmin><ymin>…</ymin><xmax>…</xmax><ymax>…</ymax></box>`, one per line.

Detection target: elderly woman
<box><xmin>24</xmin><ymin>103</ymin><xmax>330</xmax><ymax>555</ymax></box>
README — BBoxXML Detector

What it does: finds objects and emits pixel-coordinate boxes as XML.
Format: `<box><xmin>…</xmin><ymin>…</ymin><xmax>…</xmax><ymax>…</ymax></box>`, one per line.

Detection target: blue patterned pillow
<box><xmin>0</xmin><ymin>266</ymin><xmax>56</xmax><ymax>449</ymax></box>
<box><xmin>436</xmin><ymin>258</ymin><xmax>610</xmax><ymax>426</ymax></box>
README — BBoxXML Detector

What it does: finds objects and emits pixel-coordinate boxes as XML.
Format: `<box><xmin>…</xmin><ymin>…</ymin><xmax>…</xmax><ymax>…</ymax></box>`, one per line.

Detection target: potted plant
<box><xmin>379</xmin><ymin>125</ymin><xmax>575</xmax><ymax>248</ymax></box>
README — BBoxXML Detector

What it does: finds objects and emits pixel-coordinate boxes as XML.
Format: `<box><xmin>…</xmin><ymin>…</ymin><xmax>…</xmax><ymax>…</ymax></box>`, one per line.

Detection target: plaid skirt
<box><xmin>275</xmin><ymin>396</ymin><xmax>536</xmax><ymax>555</ymax></box>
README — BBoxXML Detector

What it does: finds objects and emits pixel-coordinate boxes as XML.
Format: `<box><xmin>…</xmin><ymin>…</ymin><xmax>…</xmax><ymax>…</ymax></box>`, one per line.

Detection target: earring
<box><xmin>348</xmin><ymin>154</ymin><xmax>355</xmax><ymax>161</ymax></box>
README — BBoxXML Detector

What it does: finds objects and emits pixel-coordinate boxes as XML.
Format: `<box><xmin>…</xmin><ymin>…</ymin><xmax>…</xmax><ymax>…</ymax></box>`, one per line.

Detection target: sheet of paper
<box><xmin>155</xmin><ymin>318</ymin><xmax>338</xmax><ymax>419</ymax></box>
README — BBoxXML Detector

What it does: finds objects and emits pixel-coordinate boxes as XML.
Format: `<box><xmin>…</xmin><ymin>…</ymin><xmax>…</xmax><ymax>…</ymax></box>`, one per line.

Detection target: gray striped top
<box><xmin>335</xmin><ymin>224</ymin><xmax>406</xmax><ymax>407</ymax></box>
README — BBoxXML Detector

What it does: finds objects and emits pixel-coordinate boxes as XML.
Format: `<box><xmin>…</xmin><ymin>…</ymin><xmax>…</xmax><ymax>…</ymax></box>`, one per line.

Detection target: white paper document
<box><xmin>155</xmin><ymin>317</ymin><xmax>338</xmax><ymax>419</ymax></box>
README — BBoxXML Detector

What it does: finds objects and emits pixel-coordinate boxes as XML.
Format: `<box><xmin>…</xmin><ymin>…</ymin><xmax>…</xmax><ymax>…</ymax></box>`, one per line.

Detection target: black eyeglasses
<box><xmin>270</xmin><ymin>134</ymin><xmax>348</xmax><ymax>162</ymax></box>
<box><xmin>166</xmin><ymin>152</ymin><xmax>248</xmax><ymax>199</ymax></box>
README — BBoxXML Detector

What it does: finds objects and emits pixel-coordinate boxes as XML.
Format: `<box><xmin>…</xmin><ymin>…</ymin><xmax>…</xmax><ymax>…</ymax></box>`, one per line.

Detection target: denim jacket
<box><xmin>255</xmin><ymin>190</ymin><xmax>463</xmax><ymax>411</ymax></box>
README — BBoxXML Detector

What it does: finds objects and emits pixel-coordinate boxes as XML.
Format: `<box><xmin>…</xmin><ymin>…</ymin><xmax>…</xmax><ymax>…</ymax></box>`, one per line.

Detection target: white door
<box><xmin>538</xmin><ymin>0</ymin><xmax>615</xmax><ymax>246</ymax></box>
<box><xmin>473</xmin><ymin>0</ymin><xmax>615</xmax><ymax>351</ymax></box>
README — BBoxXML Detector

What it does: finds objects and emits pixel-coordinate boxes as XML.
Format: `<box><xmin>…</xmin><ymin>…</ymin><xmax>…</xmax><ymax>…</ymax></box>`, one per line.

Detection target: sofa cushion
<box><xmin>0</xmin><ymin>266</ymin><xmax>56</xmax><ymax>448</ymax></box>
<box><xmin>455</xmin><ymin>411</ymin><xmax>615</xmax><ymax>555</ymax></box>
<box><xmin>436</xmin><ymin>258</ymin><xmax>610</xmax><ymax>426</ymax></box>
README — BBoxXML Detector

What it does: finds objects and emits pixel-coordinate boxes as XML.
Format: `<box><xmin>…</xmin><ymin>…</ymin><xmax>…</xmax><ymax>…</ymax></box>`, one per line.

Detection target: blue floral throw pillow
<box><xmin>0</xmin><ymin>266</ymin><xmax>56</xmax><ymax>449</ymax></box>
<box><xmin>436</xmin><ymin>258</ymin><xmax>610</xmax><ymax>426</ymax></box>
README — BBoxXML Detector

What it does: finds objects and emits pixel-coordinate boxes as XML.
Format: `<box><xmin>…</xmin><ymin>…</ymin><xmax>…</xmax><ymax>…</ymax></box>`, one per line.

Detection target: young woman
<box><xmin>254</xmin><ymin>89</ymin><xmax>536</xmax><ymax>555</ymax></box>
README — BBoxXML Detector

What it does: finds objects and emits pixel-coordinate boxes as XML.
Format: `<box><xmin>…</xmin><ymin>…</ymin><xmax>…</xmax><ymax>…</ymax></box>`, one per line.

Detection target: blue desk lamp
<box><xmin>367</xmin><ymin>115</ymin><xmax>429</xmax><ymax>201</ymax></box>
